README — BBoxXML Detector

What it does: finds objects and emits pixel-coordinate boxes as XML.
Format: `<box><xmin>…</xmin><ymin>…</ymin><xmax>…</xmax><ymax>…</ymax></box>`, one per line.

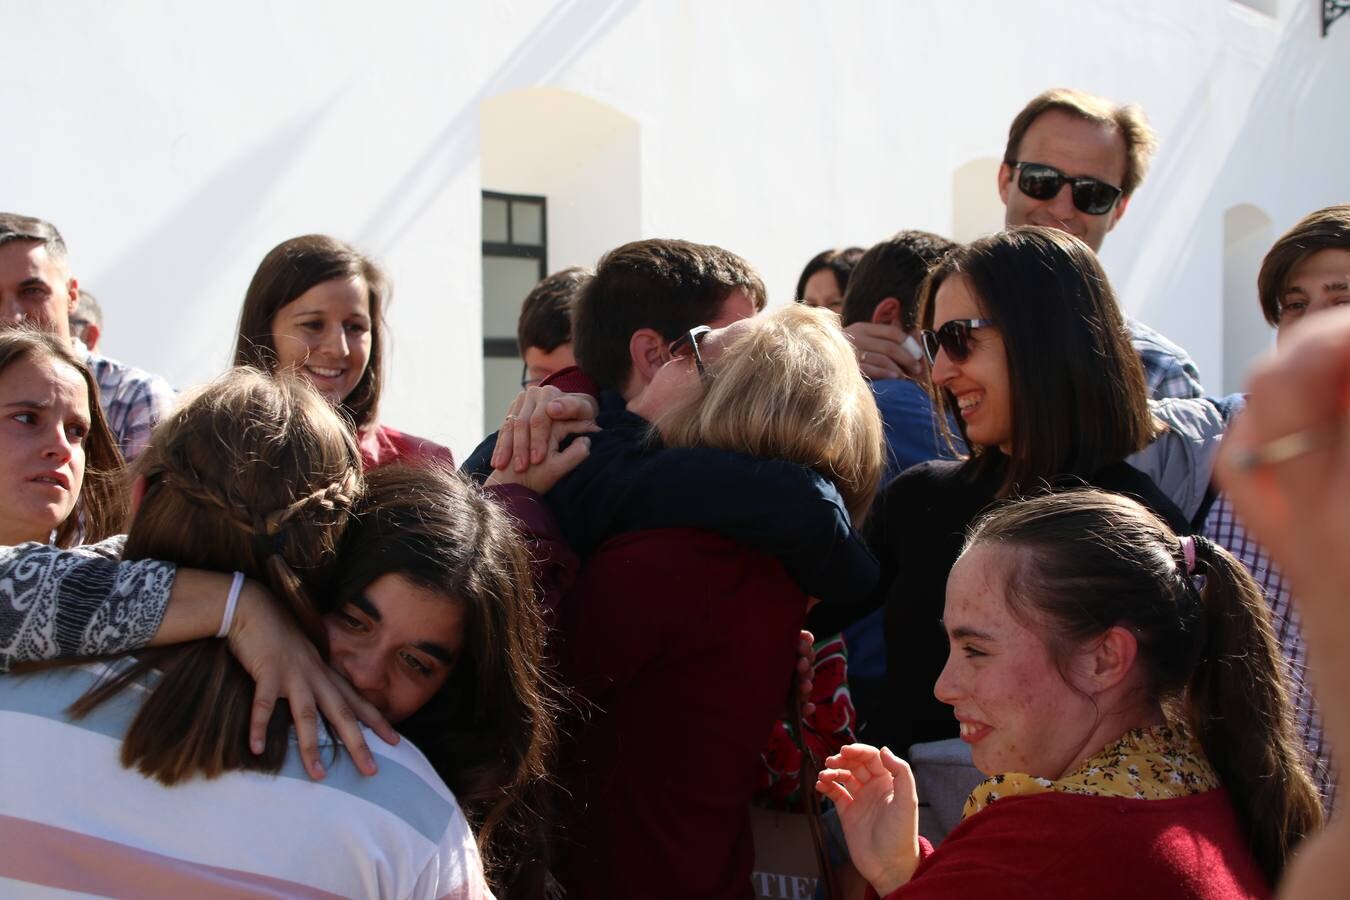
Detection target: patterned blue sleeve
<box><xmin>0</xmin><ymin>539</ymin><xmax>176</xmax><ymax>672</ymax></box>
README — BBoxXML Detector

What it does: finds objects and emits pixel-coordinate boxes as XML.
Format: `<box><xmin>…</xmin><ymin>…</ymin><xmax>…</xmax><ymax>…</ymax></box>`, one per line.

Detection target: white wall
<box><xmin>5</xmin><ymin>0</ymin><xmax>1348</xmax><ymax>457</ymax></box>
<box><xmin>1222</xmin><ymin>204</ymin><xmax>1276</xmax><ymax>395</ymax></box>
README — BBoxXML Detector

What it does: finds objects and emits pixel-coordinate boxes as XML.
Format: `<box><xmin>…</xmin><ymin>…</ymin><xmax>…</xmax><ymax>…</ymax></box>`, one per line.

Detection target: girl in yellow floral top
<box><xmin>818</xmin><ymin>490</ymin><xmax>1322</xmax><ymax>899</ymax></box>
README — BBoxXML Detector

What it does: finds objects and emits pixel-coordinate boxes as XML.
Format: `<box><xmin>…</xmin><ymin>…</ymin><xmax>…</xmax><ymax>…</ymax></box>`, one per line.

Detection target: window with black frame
<box><xmin>481</xmin><ymin>191</ymin><xmax>547</xmax><ymax>432</ymax></box>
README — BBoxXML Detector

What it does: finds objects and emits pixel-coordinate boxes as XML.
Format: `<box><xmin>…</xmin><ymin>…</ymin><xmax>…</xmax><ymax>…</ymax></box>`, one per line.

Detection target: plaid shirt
<box><xmin>1128</xmin><ymin>317</ymin><xmax>1204</xmax><ymax>400</ymax></box>
<box><xmin>83</xmin><ymin>346</ymin><xmax>176</xmax><ymax>462</ymax></box>
<box><xmin>1205</xmin><ymin>492</ymin><xmax>1336</xmax><ymax>808</ymax></box>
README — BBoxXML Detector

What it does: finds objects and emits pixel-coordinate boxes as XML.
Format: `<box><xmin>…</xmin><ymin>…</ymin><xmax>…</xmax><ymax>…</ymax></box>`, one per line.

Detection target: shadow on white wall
<box><xmin>951</xmin><ymin>157</ymin><xmax>1006</xmax><ymax>244</ymax></box>
<box><xmin>1222</xmin><ymin>203</ymin><xmax>1275</xmax><ymax>394</ymax></box>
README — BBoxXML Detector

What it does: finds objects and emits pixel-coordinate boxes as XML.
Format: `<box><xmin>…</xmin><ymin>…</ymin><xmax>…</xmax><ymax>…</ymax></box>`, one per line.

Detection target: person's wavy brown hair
<box><xmin>69</xmin><ymin>368</ymin><xmax>363</xmax><ymax>784</ymax></box>
<box><xmin>1003</xmin><ymin>88</ymin><xmax>1157</xmax><ymax>196</ymax></box>
<box><xmin>653</xmin><ymin>303</ymin><xmax>884</xmax><ymax>523</ymax></box>
<box><xmin>918</xmin><ymin>226</ymin><xmax>1159</xmax><ymax>496</ymax></box>
<box><xmin>966</xmin><ymin>490</ymin><xmax>1323</xmax><ymax>884</ymax></box>
<box><xmin>0</xmin><ymin>327</ymin><xmax>126</xmax><ymax>546</ymax></box>
<box><xmin>233</xmin><ymin>234</ymin><xmax>387</xmax><ymax>431</ymax></box>
<box><xmin>1257</xmin><ymin>204</ymin><xmax>1350</xmax><ymax>326</ymax></box>
<box><xmin>330</xmin><ymin>465</ymin><xmax>559</xmax><ymax>899</ymax></box>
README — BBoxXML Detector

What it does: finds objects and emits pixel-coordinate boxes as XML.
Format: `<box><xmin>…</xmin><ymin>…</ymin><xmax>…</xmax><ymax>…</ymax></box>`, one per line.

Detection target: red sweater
<box><xmin>555</xmin><ymin>528</ymin><xmax>806</xmax><ymax>900</ymax></box>
<box><xmin>357</xmin><ymin>424</ymin><xmax>453</xmax><ymax>471</ymax></box>
<box><xmin>871</xmin><ymin>790</ymin><xmax>1268</xmax><ymax>900</ymax></box>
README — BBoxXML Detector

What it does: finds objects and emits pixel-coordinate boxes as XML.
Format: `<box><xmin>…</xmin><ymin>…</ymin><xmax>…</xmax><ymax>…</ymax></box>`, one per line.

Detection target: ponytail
<box><xmin>966</xmin><ymin>490</ymin><xmax>1322</xmax><ymax>886</ymax></box>
<box><xmin>1186</xmin><ymin>537</ymin><xmax>1323</xmax><ymax>884</ymax></box>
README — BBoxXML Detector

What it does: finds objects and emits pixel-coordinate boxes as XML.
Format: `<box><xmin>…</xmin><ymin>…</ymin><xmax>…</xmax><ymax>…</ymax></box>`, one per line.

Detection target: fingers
<box><xmin>249</xmin><ymin>673</ymin><xmax>279</xmax><ymax>757</ymax></box>
<box><xmin>545</xmin><ymin>391</ymin><xmax>599</xmax><ymax>423</ymax></box>
<box><xmin>816</xmin><ymin>770</ymin><xmax>856</xmax><ymax>809</ymax></box>
<box><xmin>333</xmin><ymin>670</ymin><xmax>398</xmax><ymax>748</ymax></box>
<box><xmin>490</xmin><ymin>393</ymin><xmax>528</xmax><ymax>469</ymax></box>
<box><xmin>511</xmin><ymin>400</ymin><xmax>536</xmax><ymax>473</ymax></box>
<box><xmin>289</xmin><ymin>687</ymin><xmax>326</xmax><ymax>780</ymax></box>
<box><xmin>527</xmin><ymin>388</ymin><xmax>557</xmax><ymax>467</ymax></box>
<box><xmin>549</xmin><ymin>435</ymin><xmax>592</xmax><ymax>482</ymax></box>
<box><xmin>550</xmin><ymin>418</ymin><xmax>602</xmax><ymax>448</ymax></box>
<box><xmin>309</xmin><ymin>670</ymin><xmax>383</xmax><ymax>777</ymax></box>
<box><xmin>880</xmin><ymin>746</ymin><xmax>915</xmax><ymax>791</ymax></box>
<box><xmin>848</xmin><ymin>322</ymin><xmax>928</xmax><ymax>380</ymax></box>
<box><xmin>546</xmin><ymin>392</ymin><xmax>599</xmax><ymax>423</ymax></box>
<box><xmin>827</xmin><ymin>743</ymin><xmax>888</xmax><ymax>784</ymax></box>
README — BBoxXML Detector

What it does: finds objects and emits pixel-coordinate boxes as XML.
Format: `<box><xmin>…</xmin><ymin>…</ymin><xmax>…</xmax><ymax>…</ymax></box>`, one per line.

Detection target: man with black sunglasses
<box><xmin>998</xmin><ymin>88</ymin><xmax>1205</xmax><ymax>400</ymax></box>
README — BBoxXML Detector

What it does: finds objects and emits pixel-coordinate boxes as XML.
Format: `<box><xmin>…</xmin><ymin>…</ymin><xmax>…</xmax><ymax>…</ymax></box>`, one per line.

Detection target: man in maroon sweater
<box><xmin>535</xmin><ymin>240</ymin><xmax>803</xmax><ymax>899</ymax></box>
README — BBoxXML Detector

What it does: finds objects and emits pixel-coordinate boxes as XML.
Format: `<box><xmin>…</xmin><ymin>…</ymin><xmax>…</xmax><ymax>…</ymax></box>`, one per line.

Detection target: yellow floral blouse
<box><xmin>964</xmin><ymin>722</ymin><xmax>1220</xmax><ymax>819</ymax></box>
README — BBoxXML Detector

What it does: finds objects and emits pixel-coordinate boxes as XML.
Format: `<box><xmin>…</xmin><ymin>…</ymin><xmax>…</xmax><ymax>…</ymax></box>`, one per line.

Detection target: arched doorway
<box><xmin>479</xmin><ymin>89</ymin><xmax>641</xmax><ymax>430</ymax></box>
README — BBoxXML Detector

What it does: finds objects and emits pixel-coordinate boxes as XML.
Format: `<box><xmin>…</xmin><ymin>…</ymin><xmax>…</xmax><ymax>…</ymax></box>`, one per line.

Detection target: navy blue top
<box><xmin>463</xmin><ymin>390</ymin><xmax>879</xmax><ymax>607</ymax></box>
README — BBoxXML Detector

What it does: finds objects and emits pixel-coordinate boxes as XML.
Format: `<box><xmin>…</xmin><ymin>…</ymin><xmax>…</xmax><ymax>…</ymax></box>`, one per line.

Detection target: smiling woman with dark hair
<box><xmin>868</xmin><ymin>226</ymin><xmax>1188</xmax><ymax>756</ymax></box>
<box><xmin>234</xmin><ymin>234</ymin><xmax>452</xmax><ymax>470</ymax></box>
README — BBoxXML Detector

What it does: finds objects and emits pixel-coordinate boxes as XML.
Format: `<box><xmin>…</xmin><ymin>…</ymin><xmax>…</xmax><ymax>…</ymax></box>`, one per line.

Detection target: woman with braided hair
<box><xmin>818</xmin><ymin>490</ymin><xmax>1322</xmax><ymax>899</ymax></box>
<box><xmin>0</xmin><ymin>368</ymin><xmax>495</xmax><ymax>898</ymax></box>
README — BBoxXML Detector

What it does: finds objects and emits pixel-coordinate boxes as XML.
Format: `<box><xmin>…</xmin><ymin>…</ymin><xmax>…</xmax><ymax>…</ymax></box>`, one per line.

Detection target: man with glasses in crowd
<box><xmin>998</xmin><ymin>88</ymin><xmax>1205</xmax><ymax>400</ymax></box>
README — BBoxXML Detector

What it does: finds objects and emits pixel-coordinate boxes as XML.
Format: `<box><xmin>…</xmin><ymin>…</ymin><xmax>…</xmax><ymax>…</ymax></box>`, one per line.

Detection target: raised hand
<box><xmin>816</xmin><ymin>743</ymin><xmax>922</xmax><ymax>896</ymax></box>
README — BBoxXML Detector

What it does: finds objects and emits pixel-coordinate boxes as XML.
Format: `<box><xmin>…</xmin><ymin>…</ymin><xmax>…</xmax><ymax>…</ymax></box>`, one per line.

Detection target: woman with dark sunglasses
<box><xmin>866</xmin><ymin>226</ymin><xmax>1190</xmax><ymax>760</ymax></box>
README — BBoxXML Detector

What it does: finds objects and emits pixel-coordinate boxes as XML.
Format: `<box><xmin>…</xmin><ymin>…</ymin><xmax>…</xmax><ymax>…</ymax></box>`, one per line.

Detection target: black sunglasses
<box><xmin>921</xmin><ymin>318</ymin><xmax>995</xmax><ymax>365</ymax></box>
<box><xmin>1011</xmin><ymin>161</ymin><xmax>1123</xmax><ymax>216</ymax></box>
<box><xmin>668</xmin><ymin>325</ymin><xmax>712</xmax><ymax>376</ymax></box>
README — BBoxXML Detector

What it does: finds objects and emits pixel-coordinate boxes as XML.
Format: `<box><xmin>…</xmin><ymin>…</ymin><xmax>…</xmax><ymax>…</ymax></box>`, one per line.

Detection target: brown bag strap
<box><xmin>791</xmin><ymin>690</ymin><xmax>839</xmax><ymax>900</ymax></box>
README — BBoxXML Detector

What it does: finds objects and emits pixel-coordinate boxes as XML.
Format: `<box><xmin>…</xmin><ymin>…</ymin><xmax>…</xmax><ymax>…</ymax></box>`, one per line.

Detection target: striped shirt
<box><xmin>83</xmin><ymin>345</ymin><xmax>176</xmax><ymax>462</ymax></box>
<box><xmin>0</xmin><ymin>662</ymin><xmax>493</xmax><ymax>899</ymax></box>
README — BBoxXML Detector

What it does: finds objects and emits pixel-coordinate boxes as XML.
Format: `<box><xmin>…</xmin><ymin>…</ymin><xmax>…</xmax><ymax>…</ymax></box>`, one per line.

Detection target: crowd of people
<box><xmin>0</xmin><ymin>84</ymin><xmax>1346</xmax><ymax>900</ymax></box>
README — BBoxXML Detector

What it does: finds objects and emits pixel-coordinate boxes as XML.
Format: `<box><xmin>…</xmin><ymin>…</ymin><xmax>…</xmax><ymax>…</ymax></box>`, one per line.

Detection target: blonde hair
<box><xmin>1005</xmin><ymin>88</ymin><xmax>1157</xmax><ymax>196</ymax></box>
<box><xmin>71</xmin><ymin>368</ymin><xmax>363</xmax><ymax>784</ymax></box>
<box><xmin>654</xmin><ymin>304</ymin><xmax>884</xmax><ymax>522</ymax></box>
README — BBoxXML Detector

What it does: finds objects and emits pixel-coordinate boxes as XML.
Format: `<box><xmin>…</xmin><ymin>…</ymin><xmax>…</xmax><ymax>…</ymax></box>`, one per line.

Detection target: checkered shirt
<box><xmin>1205</xmin><ymin>492</ymin><xmax>1336</xmax><ymax>809</ymax></box>
<box><xmin>84</xmin><ymin>348</ymin><xmax>176</xmax><ymax>462</ymax></box>
<box><xmin>1128</xmin><ymin>317</ymin><xmax>1205</xmax><ymax>400</ymax></box>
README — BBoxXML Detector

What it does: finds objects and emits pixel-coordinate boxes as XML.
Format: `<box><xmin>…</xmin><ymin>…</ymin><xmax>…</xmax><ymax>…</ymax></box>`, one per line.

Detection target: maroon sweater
<box><xmin>871</xmin><ymin>790</ymin><xmax>1268</xmax><ymax>900</ymax></box>
<box><xmin>357</xmin><ymin>423</ymin><xmax>453</xmax><ymax>471</ymax></box>
<box><xmin>555</xmin><ymin>528</ymin><xmax>806</xmax><ymax>900</ymax></box>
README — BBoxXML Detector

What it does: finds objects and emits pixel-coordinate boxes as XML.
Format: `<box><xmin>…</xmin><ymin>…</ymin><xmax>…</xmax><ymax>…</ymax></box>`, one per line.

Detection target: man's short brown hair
<box><xmin>841</xmin><ymin>230</ymin><xmax>956</xmax><ymax>330</ymax></box>
<box><xmin>1004</xmin><ymin>88</ymin><xmax>1157</xmax><ymax>196</ymax></box>
<box><xmin>572</xmin><ymin>239</ymin><xmax>767</xmax><ymax>392</ymax></box>
<box><xmin>1257</xmin><ymin>205</ymin><xmax>1350</xmax><ymax>326</ymax></box>
<box><xmin>517</xmin><ymin>266</ymin><xmax>591</xmax><ymax>353</ymax></box>
<box><xmin>0</xmin><ymin>213</ymin><xmax>69</xmax><ymax>262</ymax></box>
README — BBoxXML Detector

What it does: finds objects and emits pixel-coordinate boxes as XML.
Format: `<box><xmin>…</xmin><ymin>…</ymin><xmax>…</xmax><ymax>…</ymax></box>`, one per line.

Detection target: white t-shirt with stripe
<box><xmin>0</xmin><ymin>662</ymin><xmax>494</xmax><ymax>899</ymax></box>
